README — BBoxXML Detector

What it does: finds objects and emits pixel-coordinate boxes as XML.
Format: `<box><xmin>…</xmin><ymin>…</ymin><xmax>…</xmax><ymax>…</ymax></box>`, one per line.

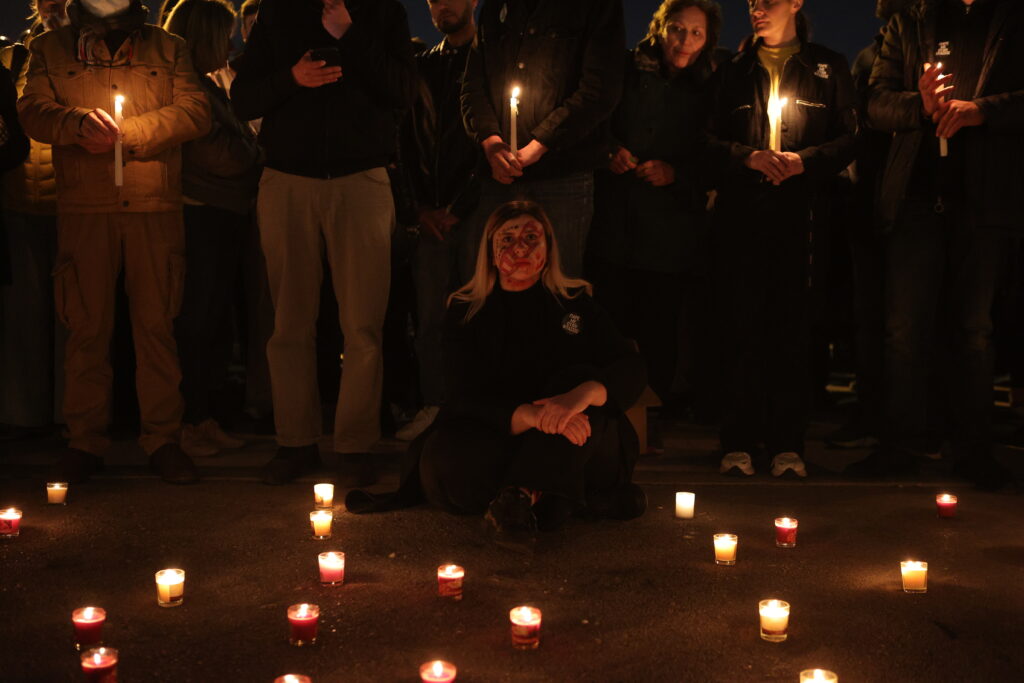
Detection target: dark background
<box><xmin>0</xmin><ymin>1</ymin><xmax>883</xmax><ymax>63</ymax></box>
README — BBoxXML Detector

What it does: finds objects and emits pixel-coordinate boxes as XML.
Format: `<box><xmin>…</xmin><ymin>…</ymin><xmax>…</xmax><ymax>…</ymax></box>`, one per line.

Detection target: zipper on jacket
<box><xmin>795</xmin><ymin>99</ymin><xmax>826</xmax><ymax>108</ymax></box>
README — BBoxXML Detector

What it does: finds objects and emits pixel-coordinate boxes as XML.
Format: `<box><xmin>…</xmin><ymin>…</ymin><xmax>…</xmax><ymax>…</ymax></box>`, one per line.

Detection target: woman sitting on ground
<box><xmin>347</xmin><ymin>201</ymin><xmax>647</xmax><ymax>541</ymax></box>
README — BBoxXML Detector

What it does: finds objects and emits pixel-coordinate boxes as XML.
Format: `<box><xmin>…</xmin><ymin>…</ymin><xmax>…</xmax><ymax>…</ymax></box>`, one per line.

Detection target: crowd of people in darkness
<box><xmin>0</xmin><ymin>0</ymin><xmax>1021</xmax><ymax>543</ymax></box>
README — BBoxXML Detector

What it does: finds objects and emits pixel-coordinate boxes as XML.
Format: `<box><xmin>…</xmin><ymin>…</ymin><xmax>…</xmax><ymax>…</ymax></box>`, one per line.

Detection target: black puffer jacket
<box><xmin>867</xmin><ymin>0</ymin><xmax>1024</xmax><ymax>230</ymax></box>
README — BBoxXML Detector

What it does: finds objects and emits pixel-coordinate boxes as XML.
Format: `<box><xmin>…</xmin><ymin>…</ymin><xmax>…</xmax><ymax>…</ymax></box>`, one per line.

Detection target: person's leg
<box><xmin>241</xmin><ymin>211</ymin><xmax>274</xmax><ymax>419</ymax></box>
<box><xmin>411</xmin><ymin>232</ymin><xmax>460</xmax><ymax>409</ymax></box>
<box><xmin>630</xmin><ymin>269</ymin><xmax>683</xmax><ymax>404</ymax></box>
<box><xmin>527</xmin><ymin>172</ymin><xmax>594</xmax><ymax>279</ymax></box>
<box><xmin>419</xmin><ymin>419</ymin><xmax>511</xmax><ymax>514</ymax></box>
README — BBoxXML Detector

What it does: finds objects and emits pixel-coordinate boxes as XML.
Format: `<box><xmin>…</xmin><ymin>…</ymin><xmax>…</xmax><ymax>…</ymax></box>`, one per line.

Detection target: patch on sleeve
<box><xmin>561</xmin><ymin>312</ymin><xmax>581</xmax><ymax>336</ymax></box>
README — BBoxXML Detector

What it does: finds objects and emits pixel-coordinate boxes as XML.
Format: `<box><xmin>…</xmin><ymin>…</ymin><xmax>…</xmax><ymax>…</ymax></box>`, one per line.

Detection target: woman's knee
<box><xmin>419</xmin><ymin>423</ymin><xmax>502</xmax><ymax>514</ymax></box>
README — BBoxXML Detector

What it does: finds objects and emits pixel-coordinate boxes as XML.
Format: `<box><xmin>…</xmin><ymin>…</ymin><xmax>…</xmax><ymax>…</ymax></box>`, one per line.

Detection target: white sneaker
<box><xmin>395</xmin><ymin>406</ymin><xmax>440</xmax><ymax>441</ymax></box>
<box><xmin>180</xmin><ymin>423</ymin><xmax>220</xmax><ymax>458</ymax></box>
<box><xmin>720</xmin><ymin>451</ymin><xmax>755</xmax><ymax>476</ymax></box>
<box><xmin>771</xmin><ymin>452</ymin><xmax>807</xmax><ymax>477</ymax></box>
<box><xmin>198</xmin><ymin>418</ymin><xmax>245</xmax><ymax>449</ymax></box>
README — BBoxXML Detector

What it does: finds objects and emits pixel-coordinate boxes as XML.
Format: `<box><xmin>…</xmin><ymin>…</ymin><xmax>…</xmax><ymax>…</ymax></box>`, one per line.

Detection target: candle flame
<box><xmin>811</xmin><ymin>671</ymin><xmax>829</xmax><ymax>682</ymax></box>
<box><xmin>298</xmin><ymin>604</ymin><xmax>309</xmax><ymax>617</ymax></box>
<box><xmin>511</xmin><ymin>86</ymin><xmax>520</xmax><ymax>99</ymax></box>
<box><xmin>443</xmin><ymin>564</ymin><xmax>458</xmax><ymax>576</ymax></box>
<box><xmin>92</xmin><ymin>653</ymin><xmax>103</xmax><ymax>665</ymax></box>
<box><xmin>432</xmin><ymin>661</ymin><xmax>444</xmax><ymax>676</ymax></box>
<box><xmin>114</xmin><ymin>95</ymin><xmax>125</xmax><ymax>106</ymax></box>
<box><xmin>84</xmin><ymin>607</ymin><xmax>94</xmax><ymax>619</ymax></box>
<box><xmin>939</xmin><ymin>494</ymin><xmax>954</xmax><ymax>502</ymax></box>
<box><xmin>904</xmin><ymin>561</ymin><xmax>925</xmax><ymax>570</ymax></box>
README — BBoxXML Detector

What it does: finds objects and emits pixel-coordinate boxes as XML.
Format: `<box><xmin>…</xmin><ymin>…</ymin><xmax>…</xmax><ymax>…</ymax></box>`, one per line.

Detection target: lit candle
<box><xmin>674</xmin><ymin>492</ymin><xmax>695</xmax><ymax>519</ymax></box>
<box><xmin>935</xmin><ymin>493</ymin><xmax>957</xmax><ymax>518</ymax></box>
<box><xmin>768</xmin><ymin>95</ymin><xmax>788</xmax><ymax>153</ymax></box>
<box><xmin>273</xmin><ymin>676</ymin><xmax>312</xmax><ymax>683</ymax></box>
<box><xmin>800</xmin><ymin>670</ymin><xmax>839</xmax><ymax>682</ymax></box>
<box><xmin>774</xmin><ymin>517</ymin><xmax>799</xmax><ymax>548</ymax></box>
<box><xmin>313</xmin><ymin>483</ymin><xmax>335</xmax><ymax>509</ymax></box>
<box><xmin>900</xmin><ymin>561</ymin><xmax>928</xmax><ymax>593</ymax></box>
<box><xmin>287</xmin><ymin>603</ymin><xmax>320</xmax><ymax>646</ymax></box>
<box><xmin>47</xmin><ymin>482</ymin><xmax>69</xmax><ymax>505</ymax></box>
<box><xmin>758</xmin><ymin>599</ymin><xmax>790</xmax><ymax>642</ymax></box>
<box><xmin>113</xmin><ymin>95</ymin><xmax>125</xmax><ymax>187</ymax></box>
<box><xmin>72</xmin><ymin>606</ymin><xmax>107</xmax><ymax>651</ymax></box>
<box><xmin>318</xmin><ymin>551</ymin><xmax>345</xmax><ymax>585</ymax></box>
<box><xmin>509</xmin><ymin>86</ymin><xmax>520</xmax><ymax>154</ymax></box>
<box><xmin>80</xmin><ymin>647</ymin><xmax>118</xmax><ymax>683</ymax></box>
<box><xmin>1</xmin><ymin>507</ymin><xmax>23</xmax><ymax>538</ymax></box>
<box><xmin>509</xmin><ymin>605</ymin><xmax>542</xmax><ymax>650</ymax></box>
<box><xmin>419</xmin><ymin>660</ymin><xmax>457</xmax><ymax>683</ymax></box>
<box><xmin>939</xmin><ymin>136</ymin><xmax>948</xmax><ymax>157</ymax></box>
<box><xmin>155</xmin><ymin>568</ymin><xmax>185</xmax><ymax>607</ymax></box>
<box><xmin>437</xmin><ymin>564</ymin><xmax>465</xmax><ymax>600</ymax></box>
<box><xmin>713</xmin><ymin>533</ymin><xmax>738</xmax><ymax>565</ymax></box>
<box><xmin>310</xmin><ymin>510</ymin><xmax>332</xmax><ymax>539</ymax></box>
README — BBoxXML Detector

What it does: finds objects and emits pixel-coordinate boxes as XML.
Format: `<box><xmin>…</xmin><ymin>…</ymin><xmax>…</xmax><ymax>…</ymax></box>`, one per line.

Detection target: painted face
<box><xmin>427</xmin><ymin>0</ymin><xmax>475</xmax><ymax>36</ymax></box>
<box><xmin>748</xmin><ymin>0</ymin><xmax>800</xmax><ymax>40</ymax></box>
<box><xmin>660</xmin><ymin>7</ymin><xmax>708</xmax><ymax>72</ymax></box>
<box><xmin>492</xmin><ymin>217</ymin><xmax>547</xmax><ymax>291</ymax></box>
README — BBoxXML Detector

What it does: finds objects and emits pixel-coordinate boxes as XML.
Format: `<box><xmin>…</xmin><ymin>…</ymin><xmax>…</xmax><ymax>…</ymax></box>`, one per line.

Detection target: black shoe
<box><xmin>335</xmin><ymin>452</ymin><xmax>379</xmax><ymax>489</ymax></box>
<box><xmin>261</xmin><ymin>444</ymin><xmax>321</xmax><ymax>485</ymax></box>
<box><xmin>998</xmin><ymin>425</ymin><xmax>1024</xmax><ymax>451</ymax></box>
<box><xmin>951</xmin><ymin>457</ymin><xmax>1014</xmax><ymax>492</ymax></box>
<box><xmin>534</xmin><ymin>494</ymin><xmax>576</xmax><ymax>532</ymax></box>
<box><xmin>50</xmin><ymin>447</ymin><xmax>104</xmax><ymax>484</ymax></box>
<box><xmin>825</xmin><ymin>422</ymin><xmax>880</xmax><ymax>449</ymax></box>
<box><xmin>845</xmin><ymin>449</ymin><xmax>917</xmax><ymax>478</ymax></box>
<box><xmin>610</xmin><ymin>483</ymin><xmax>648</xmax><ymax>520</ymax></box>
<box><xmin>484</xmin><ymin>487</ymin><xmax>537</xmax><ymax>550</ymax></box>
<box><xmin>149</xmin><ymin>443</ymin><xmax>199</xmax><ymax>485</ymax></box>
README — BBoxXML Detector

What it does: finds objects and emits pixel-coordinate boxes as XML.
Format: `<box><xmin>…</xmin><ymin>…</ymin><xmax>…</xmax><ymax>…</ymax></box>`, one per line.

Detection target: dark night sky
<box><xmin>0</xmin><ymin>1</ymin><xmax>882</xmax><ymax>63</ymax></box>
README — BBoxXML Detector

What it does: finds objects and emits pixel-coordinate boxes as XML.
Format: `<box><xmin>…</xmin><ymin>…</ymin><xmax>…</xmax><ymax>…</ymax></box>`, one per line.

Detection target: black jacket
<box><xmin>868</xmin><ymin>0</ymin><xmax>1024</xmax><ymax>229</ymax></box>
<box><xmin>461</xmin><ymin>0</ymin><xmax>625</xmax><ymax>181</ymax></box>
<box><xmin>230</xmin><ymin>0</ymin><xmax>416</xmax><ymax>179</ymax></box>
<box><xmin>707</xmin><ymin>39</ymin><xmax>857</xmax><ymax>198</ymax></box>
<box><xmin>0</xmin><ymin>64</ymin><xmax>29</xmax><ymax>285</ymax></box>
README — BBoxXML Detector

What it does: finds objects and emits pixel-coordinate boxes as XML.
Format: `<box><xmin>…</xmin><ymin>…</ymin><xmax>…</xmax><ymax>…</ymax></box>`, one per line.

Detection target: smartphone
<box><xmin>310</xmin><ymin>46</ymin><xmax>342</xmax><ymax>67</ymax></box>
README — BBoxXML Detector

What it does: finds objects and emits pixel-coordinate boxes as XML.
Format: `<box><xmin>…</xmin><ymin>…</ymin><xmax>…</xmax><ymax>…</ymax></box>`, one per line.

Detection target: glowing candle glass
<box><xmin>155</xmin><ymin>568</ymin><xmax>185</xmax><ymax>607</ymax></box>
<box><xmin>774</xmin><ymin>517</ymin><xmax>798</xmax><ymax>548</ymax></box>
<box><xmin>318</xmin><ymin>551</ymin><xmax>345</xmax><ymax>585</ymax></box>
<box><xmin>288</xmin><ymin>603</ymin><xmax>319</xmax><ymax>646</ymax></box>
<box><xmin>80</xmin><ymin>647</ymin><xmax>118</xmax><ymax>683</ymax></box>
<box><xmin>768</xmin><ymin>95</ymin><xmax>789</xmax><ymax>152</ymax></box>
<box><xmin>313</xmin><ymin>483</ymin><xmax>334</xmax><ymax>509</ymax></box>
<box><xmin>713</xmin><ymin>533</ymin><xmax>738</xmax><ymax>565</ymax></box>
<box><xmin>273</xmin><ymin>675</ymin><xmax>312</xmax><ymax>683</ymax></box>
<box><xmin>437</xmin><ymin>564</ymin><xmax>465</xmax><ymax>600</ymax></box>
<box><xmin>113</xmin><ymin>95</ymin><xmax>124</xmax><ymax>187</ymax></box>
<box><xmin>47</xmin><ymin>482</ymin><xmax>68</xmax><ymax>505</ymax></box>
<box><xmin>800</xmin><ymin>670</ymin><xmax>839</xmax><ymax>682</ymax></box>
<box><xmin>674</xmin><ymin>492</ymin><xmax>695</xmax><ymax>519</ymax></box>
<box><xmin>72</xmin><ymin>607</ymin><xmax>106</xmax><ymax>650</ymax></box>
<box><xmin>900</xmin><ymin>561</ymin><xmax>928</xmax><ymax>593</ymax></box>
<box><xmin>310</xmin><ymin>510</ymin><xmax>332</xmax><ymax>539</ymax></box>
<box><xmin>420</xmin><ymin>660</ymin><xmax>457</xmax><ymax>683</ymax></box>
<box><xmin>509</xmin><ymin>605</ymin><xmax>542</xmax><ymax>650</ymax></box>
<box><xmin>0</xmin><ymin>507</ymin><xmax>23</xmax><ymax>538</ymax></box>
<box><xmin>758</xmin><ymin>599</ymin><xmax>790</xmax><ymax>642</ymax></box>
<box><xmin>935</xmin><ymin>493</ymin><xmax>957</xmax><ymax>518</ymax></box>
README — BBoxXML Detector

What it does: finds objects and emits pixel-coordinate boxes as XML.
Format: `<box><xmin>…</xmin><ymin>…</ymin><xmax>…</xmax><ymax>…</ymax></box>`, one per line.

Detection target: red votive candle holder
<box><xmin>318</xmin><ymin>551</ymin><xmax>345</xmax><ymax>585</ymax></box>
<box><xmin>1</xmin><ymin>507</ymin><xmax>23</xmax><ymax>538</ymax></box>
<box><xmin>80</xmin><ymin>647</ymin><xmax>118</xmax><ymax>683</ymax></box>
<box><xmin>936</xmin><ymin>493</ymin><xmax>957</xmax><ymax>518</ymax></box>
<box><xmin>437</xmin><ymin>564</ymin><xmax>464</xmax><ymax>600</ymax></box>
<box><xmin>774</xmin><ymin>517</ymin><xmax>799</xmax><ymax>548</ymax></box>
<box><xmin>72</xmin><ymin>607</ymin><xmax>107</xmax><ymax>650</ymax></box>
<box><xmin>288</xmin><ymin>603</ymin><xmax>319</xmax><ymax>646</ymax></box>
<box><xmin>509</xmin><ymin>605</ymin><xmax>542</xmax><ymax>650</ymax></box>
<box><xmin>273</xmin><ymin>676</ymin><xmax>312</xmax><ymax>683</ymax></box>
<box><xmin>420</xmin><ymin>659</ymin><xmax>457</xmax><ymax>682</ymax></box>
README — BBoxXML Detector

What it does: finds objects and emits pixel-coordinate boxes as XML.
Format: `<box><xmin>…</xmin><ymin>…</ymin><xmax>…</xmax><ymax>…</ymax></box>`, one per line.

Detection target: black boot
<box><xmin>150</xmin><ymin>443</ymin><xmax>200</xmax><ymax>485</ymax></box>
<box><xmin>50</xmin><ymin>447</ymin><xmax>104</xmax><ymax>484</ymax></box>
<box><xmin>261</xmin><ymin>444</ymin><xmax>321</xmax><ymax>485</ymax></box>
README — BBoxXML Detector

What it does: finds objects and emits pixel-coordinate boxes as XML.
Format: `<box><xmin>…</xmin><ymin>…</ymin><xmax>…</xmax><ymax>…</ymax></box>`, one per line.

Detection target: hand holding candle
<box><xmin>0</xmin><ymin>507</ymin><xmax>23</xmax><ymax>538</ymax></box>
<box><xmin>758</xmin><ymin>599</ymin><xmax>790</xmax><ymax>642</ymax></box>
<box><xmin>437</xmin><ymin>564</ymin><xmax>465</xmax><ymax>600</ymax></box>
<box><xmin>113</xmin><ymin>95</ymin><xmax>125</xmax><ymax>187</ymax></box>
<box><xmin>72</xmin><ymin>607</ymin><xmax>107</xmax><ymax>650</ymax></box>
<box><xmin>420</xmin><ymin>660</ymin><xmax>457</xmax><ymax>683</ymax></box>
<box><xmin>509</xmin><ymin>605</ymin><xmax>542</xmax><ymax>650</ymax></box>
<box><xmin>80</xmin><ymin>647</ymin><xmax>118</xmax><ymax>683</ymax></box>
<box><xmin>288</xmin><ymin>603</ymin><xmax>320</xmax><ymax>646</ymax></box>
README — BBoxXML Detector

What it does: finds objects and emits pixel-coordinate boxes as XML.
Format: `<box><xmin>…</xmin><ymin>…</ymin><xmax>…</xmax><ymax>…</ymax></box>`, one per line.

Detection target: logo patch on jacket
<box><xmin>814</xmin><ymin>63</ymin><xmax>831</xmax><ymax>79</ymax></box>
<box><xmin>936</xmin><ymin>42</ymin><xmax>951</xmax><ymax>57</ymax></box>
<box><xmin>561</xmin><ymin>313</ymin><xmax>581</xmax><ymax>336</ymax></box>
<box><xmin>499</xmin><ymin>3</ymin><xmax>508</xmax><ymax>23</ymax></box>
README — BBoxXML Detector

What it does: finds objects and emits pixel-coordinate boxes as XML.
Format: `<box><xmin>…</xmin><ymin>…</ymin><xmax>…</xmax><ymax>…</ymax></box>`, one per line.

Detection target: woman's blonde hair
<box><xmin>163</xmin><ymin>0</ymin><xmax>236</xmax><ymax>75</ymax></box>
<box><xmin>447</xmin><ymin>201</ymin><xmax>591</xmax><ymax>322</ymax></box>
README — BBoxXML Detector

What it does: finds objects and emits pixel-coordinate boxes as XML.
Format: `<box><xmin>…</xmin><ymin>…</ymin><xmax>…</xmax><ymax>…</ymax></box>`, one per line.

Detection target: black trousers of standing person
<box><xmin>715</xmin><ymin>189</ymin><xmax>813</xmax><ymax>457</ymax></box>
<box><xmin>175</xmin><ymin>203</ymin><xmax>248</xmax><ymax>424</ymax></box>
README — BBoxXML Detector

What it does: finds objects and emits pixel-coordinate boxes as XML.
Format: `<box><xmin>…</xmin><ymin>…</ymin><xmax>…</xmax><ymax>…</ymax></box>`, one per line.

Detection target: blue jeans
<box><xmin>459</xmin><ymin>172</ymin><xmax>595</xmax><ymax>281</ymax></box>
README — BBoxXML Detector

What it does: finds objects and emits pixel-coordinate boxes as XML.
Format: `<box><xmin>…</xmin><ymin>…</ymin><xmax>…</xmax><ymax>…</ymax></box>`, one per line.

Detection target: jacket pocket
<box><xmin>129</xmin><ymin>64</ymin><xmax>174</xmax><ymax>109</ymax></box>
<box><xmin>795</xmin><ymin>99</ymin><xmax>827</xmax><ymax>109</ymax></box>
<box><xmin>53</xmin><ymin>259</ymin><xmax>87</xmax><ymax>329</ymax></box>
<box><xmin>167</xmin><ymin>252</ymin><xmax>185</xmax><ymax>319</ymax></box>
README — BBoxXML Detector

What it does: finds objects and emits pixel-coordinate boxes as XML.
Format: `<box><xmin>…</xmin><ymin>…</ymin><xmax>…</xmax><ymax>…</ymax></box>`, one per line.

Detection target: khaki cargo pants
<box><xmin>54</xmin><ymin>211</ymin><xmax>185</xmax><ymax>455</ymax></box>
<box><xmin>257</xmin><ymin>167</ymin><xmax>393</xmax><ymax>453</ymax></box>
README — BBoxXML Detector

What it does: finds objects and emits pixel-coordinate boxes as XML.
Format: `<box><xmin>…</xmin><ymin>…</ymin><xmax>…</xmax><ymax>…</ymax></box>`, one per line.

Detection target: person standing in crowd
<box><xmin>589</xmin><ymin>0</ymin><xmax>720</xmax><ymax>430</ymax></box>
<box><xmin>460</xmin><ymin>0</ymin><xmax>625</xmax><ymax>280</ymax></box>
<box><xmin>231</xmin><ymin>0</ymin><xmax>416</xmax><ymax>486</ymax></box>
<box><xmin>707</xmin><ymin>0</ymin><xmax>856</xmax><ymax>478</ymax></box>
<box><xmin>0</xmin><ymin>0</ymin><xmax>67</xmax><ymax>440</ymax></box>
<box><xmin>853</xmin><ymin>0</ymin><xmax>1024</xmax><ymax>489</ymax></box>
<box><xmin>164</xmin><ymin>0</ymin><xmax>262</xmax><ymax>458</ymax></box>
<box><xmin>395</xmin><ymin>0</ymin><xmax>480</xmax><ymax>442</ymax></box>
<box><xmin>18</xmin><ymin>0</ymin><xmax>211</xmax><ymax>483</ymax></box>
<box><xmin>1</xmin><ymin>64</ymin><xmax>31</xmax><ymax>286</ymax></box>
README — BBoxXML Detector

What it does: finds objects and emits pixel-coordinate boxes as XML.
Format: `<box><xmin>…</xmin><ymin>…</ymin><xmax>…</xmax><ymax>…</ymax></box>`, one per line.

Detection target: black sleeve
<box><xmin>702</xmin><ymin>62</ymin><xmax>758</xmax><ymax>183</ymax></box>
<box><xmin>337</xmin><ymin>0</ymin><xmax>417</xmax><ymax>110</ymax></box>
<box><xmin>570</xmin><ymin>295</ymin><xmax>647</xmax><ymax>412</ymax></box>
<box><xmin>461</xmin><ymin>19</ymin><xmax>502</xmax><ymax>145</ymax></box>
<box><xmin>230</xmin><ymin>0</ymin><xmax>300</xmax><ymax>122</ymax></box>
<box><xmin>795</xmin><ymin>54</ymin><xmax>858</xmax><ymax>179</ymax></box>
<box><xmin>867</xmin><ymin>14</ymin><xmax>926</xmax><ymax>133</ymax></box>
<box><xmin>0</xmin><ymin>65</ymin><xmax>29</xmax><ymax>174</ymax></box>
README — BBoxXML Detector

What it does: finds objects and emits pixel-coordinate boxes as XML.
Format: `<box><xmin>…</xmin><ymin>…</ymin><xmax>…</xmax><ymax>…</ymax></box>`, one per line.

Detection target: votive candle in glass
<box><xmin>313</xmin><ymin>483</ymin><xmax>334</xmax><ymax>509</ymax></box>
<box><xmin>155</xmin><ymin>568</ymin><xmax>185</xmax><ymax>607</ymax></box>
<box><xmin>318</xmin><ymin>551</ymin><xmax>345</xmax><ymax>585</ymax></box>
<box><xmin>713</xmin><ymin>533</ymin><xmax>738</xmax><ymax>565</ymax></box>
<box><xmin>47</xmin><ymin>482</ymin><xmax>69</xmax><ymax>505</ymax></box>
<box><xmin>758</xmin><ymin>599</ymin><xmax>790</xmax><ymax>642</ymax></box>
<box><xmin>80</xmin><ymin>647</ymin><xmax>118</xmax><ymax>683</ymax></box>
<box><xmin>674</xmin><ymin>492</ymin><xmax>695</xmax><ymax>519</ymax></box>
<box><xmin>72</xmin><ymin>607</ymin><xmax>106</xmax><ymax>650</ymax></box>
<box><xmin>509</xmin><ymin>605</ymin><xmax>542</xmax><ymax>650</ymax></box>
<box><xmin>900</xmin><ymin>561</ymin><xmax>928</xmax><ymax>593</ymax></box>
<box><xmin>310</xmin><ymin>510</ymin><xmax>332</xmax><ymax>539</ymax></box>
<box><xmin>935</xmin><ymin>494</ymin><xmax>957</xmax><ymax>518</ymax></box>
<box><xmin>437</xmin><ymin>564</ymin><xmax>465</xmax><ymax>600</ymax></box>
<box><xmin>420</xmin><ymin>660</ymin><xmax>457</xmax><ymax>682</ymax></box>
<box><xmin>0</xmin><ymin>507</ymin><xmax>23</xmax><ymax>538</ymax></box>
<box><xmin>800</xmin><ymin>669</ymin><xmax>838</xmax><ymax>682</ymax></box>
<box><xmin>273</xmin><ymin>676</ymin><xmax>312</xmax><ymax>683</ymax></box>
<box><xmin>288</xmin><ymin>603</ymin><xmax>320</xmax><ymax>646</ymax></box>
<box><xmin>775</xmin><ymin>517</ymin><xmax>798</xmax><ymax>548</ymax></box>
